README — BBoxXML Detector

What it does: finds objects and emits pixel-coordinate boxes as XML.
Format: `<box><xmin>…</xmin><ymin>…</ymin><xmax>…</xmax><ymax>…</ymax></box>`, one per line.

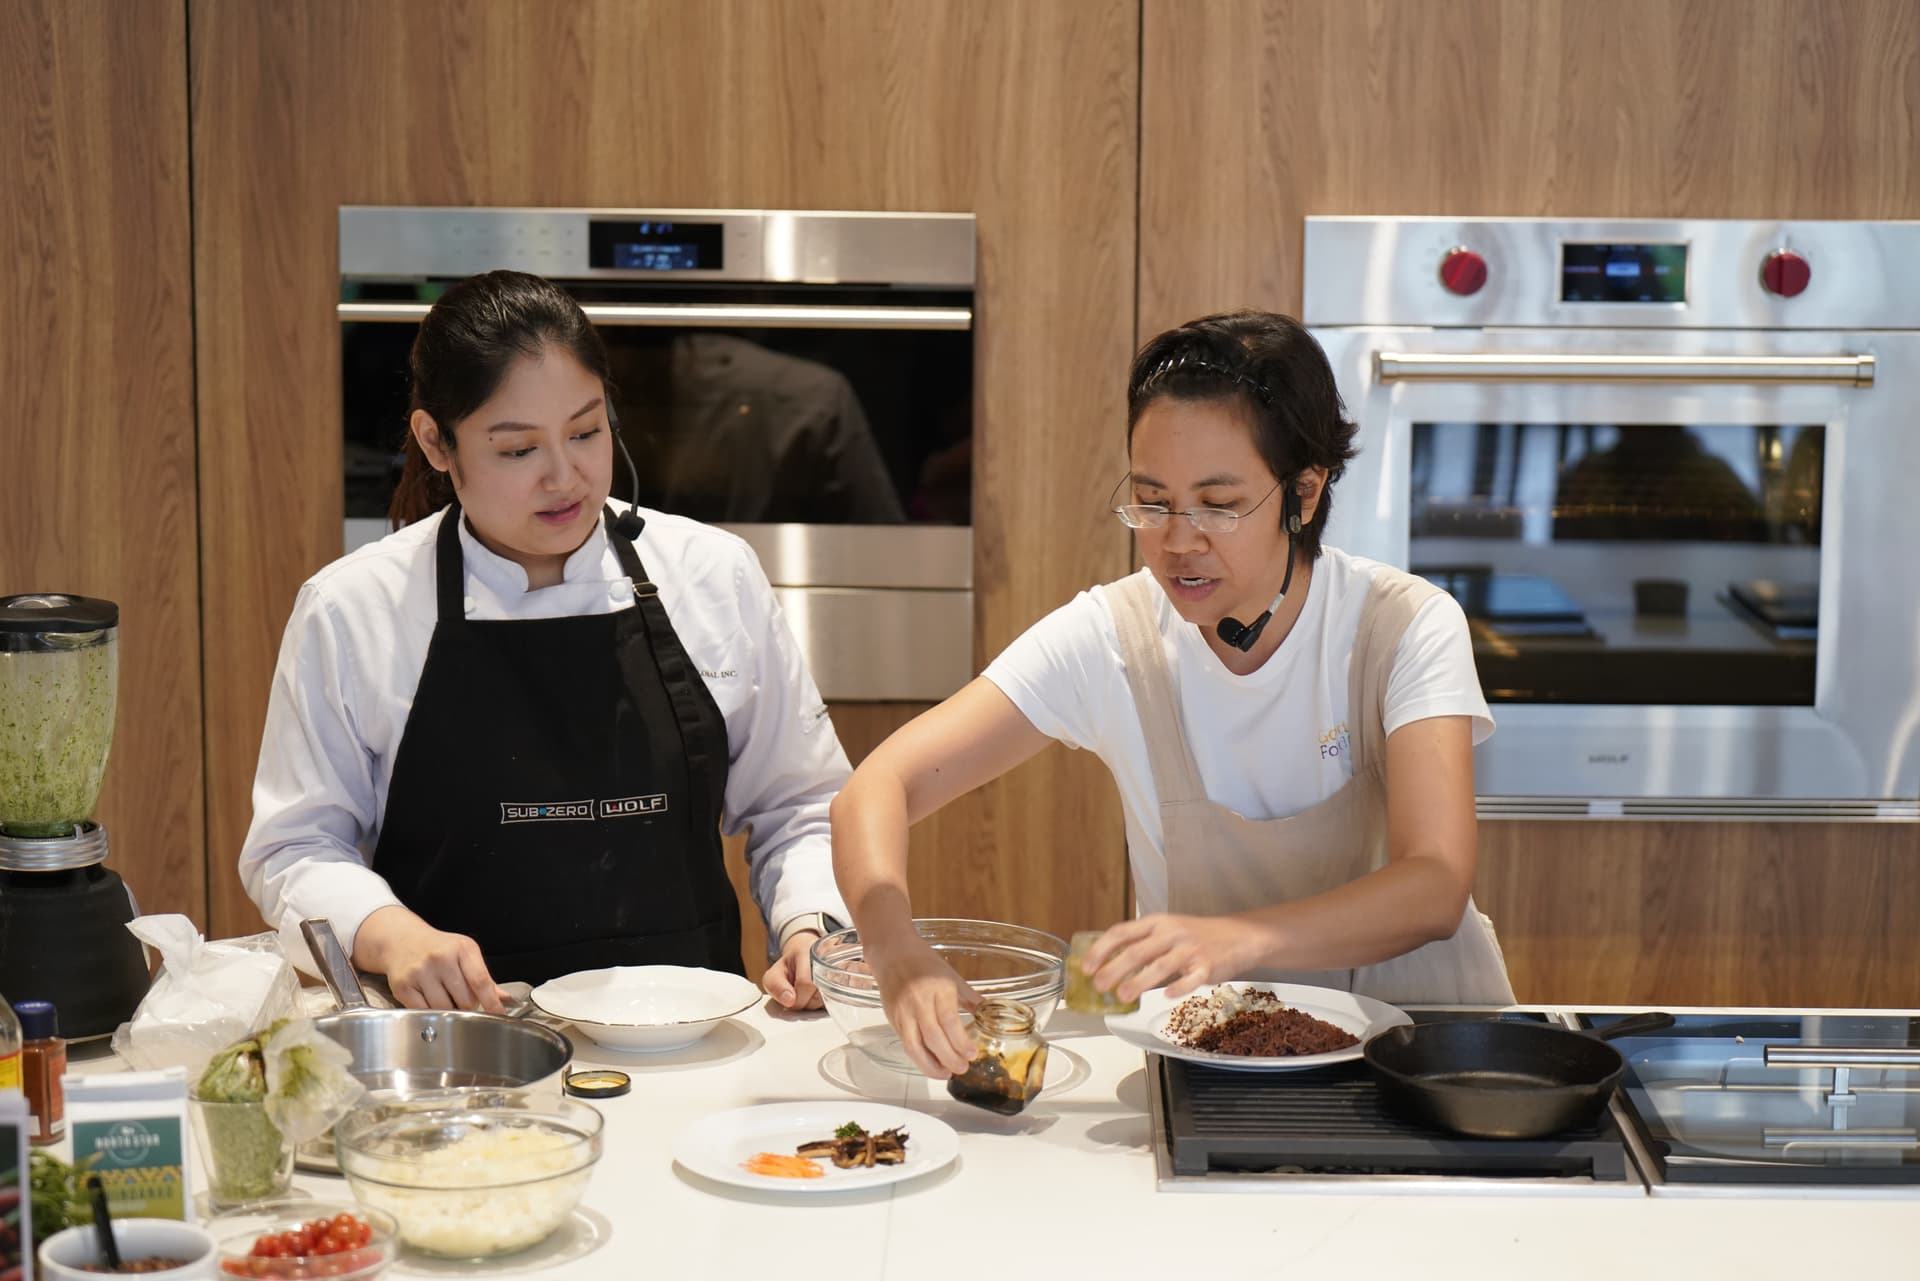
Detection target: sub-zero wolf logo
<box><xmin>600</xmin><ymin>794</ymin><xmax>670</xmax><ymax>818</ymax></box>
<box><xmin>500</xmin><ymin>800</ymin><xmax>596</xmax><ymax>824</ymax></box>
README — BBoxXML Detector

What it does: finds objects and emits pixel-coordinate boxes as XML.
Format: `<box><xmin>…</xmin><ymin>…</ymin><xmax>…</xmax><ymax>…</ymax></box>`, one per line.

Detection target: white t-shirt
<box><xmin>982</xmin><ymin>548</ymin><xmax>1493</xmax><ymax>913</ymax></box>
<box><xmin>238</xmin><ymin>502</ymin><xmax>852</xmax><ymax>964</ymax></box>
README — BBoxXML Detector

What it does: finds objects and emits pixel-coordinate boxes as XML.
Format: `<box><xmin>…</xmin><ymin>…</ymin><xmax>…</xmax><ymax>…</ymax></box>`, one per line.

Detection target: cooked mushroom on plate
<box><xmin>795</xmin><ymin>1124</ymin><xmax>910</xmax><ymax>1168</ymax></box>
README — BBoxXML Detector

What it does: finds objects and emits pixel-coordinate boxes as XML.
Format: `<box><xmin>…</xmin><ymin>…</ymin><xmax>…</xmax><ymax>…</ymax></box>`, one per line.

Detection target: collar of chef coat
<box><xmin>451</xmin><ymin>507</ymin><xmax>636</xmax><ymax>618</ymax></box>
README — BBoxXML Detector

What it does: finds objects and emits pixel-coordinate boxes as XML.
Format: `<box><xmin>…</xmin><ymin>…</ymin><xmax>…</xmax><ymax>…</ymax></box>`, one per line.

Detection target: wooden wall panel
<box><xmin>1140</xmin><ymin>0</ymin><xmax>1920</xmax><ymax>1006</ymax></box>
<box><xmin>191</xmin><ymin>1</ymin><xmax>1136</xmax><ymax>944</ymax></box>
<box><xmin>1477</xmin><ymin>822</ymin><xmax>1920</xmax><ymax>1007</ymax></box>
<box><xmin>0</xmin><ymin>1</ymin><xmax>202</xmax><ymax>921</ymax></box>
<box><xmin>1140</xmin><ymin>0</ymin><xmax>1920</xmax><ymax>334</ymax></box>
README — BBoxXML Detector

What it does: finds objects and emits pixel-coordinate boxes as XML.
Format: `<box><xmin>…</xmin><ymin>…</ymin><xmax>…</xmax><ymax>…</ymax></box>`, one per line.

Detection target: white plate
<box><xmin>672</xmin><ymin>1102</ymin><xmax>959</xmax><ymax>1194</ymax></box>
<box><xmin>531</xmin><ymin>965</ymin><xmax>761</xmax><ymax>1051</ymax></box>
<box><xmin>1104</xmin><ymin>982</ymin><xmax>1412</xmax><ymax>1072</ymax></box>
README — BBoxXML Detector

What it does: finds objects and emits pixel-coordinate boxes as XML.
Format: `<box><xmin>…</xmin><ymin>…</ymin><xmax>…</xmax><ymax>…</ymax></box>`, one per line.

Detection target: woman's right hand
<box><xmin>352</xmin><ymin>905</ymin><xmax>509</xmax><ymax>1013</ymax></box>
<box><xmin>872</xmin><ymin>937</ymin><xmax>979</xmax><ymax>1079</ymax></box>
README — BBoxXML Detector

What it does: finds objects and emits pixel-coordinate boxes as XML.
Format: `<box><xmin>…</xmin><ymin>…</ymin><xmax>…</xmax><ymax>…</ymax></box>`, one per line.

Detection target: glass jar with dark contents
<box><xmin>946</xmin><ymin>997</ymin><xmax>1049</xmax><ymax>1115</ymax></box>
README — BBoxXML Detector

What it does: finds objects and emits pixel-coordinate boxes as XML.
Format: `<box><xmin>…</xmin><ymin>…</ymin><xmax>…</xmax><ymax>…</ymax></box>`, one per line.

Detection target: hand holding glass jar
<box><xmin>945</xmin><ymin>998</ymin><xmax>1049</xmax><ymax>1115</ymax></box>
<box><xmin>1064</xmin><ymin>931</ymin><xmax>1140</xmax><ymax>1015</ymax></box>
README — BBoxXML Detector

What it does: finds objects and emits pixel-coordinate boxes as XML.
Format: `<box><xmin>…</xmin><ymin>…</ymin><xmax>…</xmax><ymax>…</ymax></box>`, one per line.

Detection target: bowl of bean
<box><xmin>37</xmin><ymin>1219</ymin><xmax>216</xmax><ymax>1279</ymax></box>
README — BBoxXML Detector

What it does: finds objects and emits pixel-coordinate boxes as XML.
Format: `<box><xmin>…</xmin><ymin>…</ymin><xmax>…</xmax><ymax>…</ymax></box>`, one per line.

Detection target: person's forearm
<box><xmin>828</xmin><ymin>771</ymin><xmax>922</xmax><ymax>959</ymax></box>
<box><xmin>1236</xmin><ymin>855</ymin><xmax>1470</xmax><ymax>972</ymax></box>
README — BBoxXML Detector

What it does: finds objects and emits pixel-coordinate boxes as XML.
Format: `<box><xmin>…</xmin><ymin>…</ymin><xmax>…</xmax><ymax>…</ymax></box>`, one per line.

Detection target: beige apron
<box><xmin>1108</xmin><ymin>568</ymin><xmax>1515</xmax><ymax>1006</ymax></box>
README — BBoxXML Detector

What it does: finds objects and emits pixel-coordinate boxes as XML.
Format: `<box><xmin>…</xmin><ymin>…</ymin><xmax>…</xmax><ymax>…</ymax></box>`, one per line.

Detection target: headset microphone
<box><xmin>1214</xmin><ymin>487</ymin><xmax>1303</xmax><ymax>654</ymax></box>
<box><xmin>607</xmin><ymin>398</ymin><xmax>646</xmax><ymax>541</ymax></box>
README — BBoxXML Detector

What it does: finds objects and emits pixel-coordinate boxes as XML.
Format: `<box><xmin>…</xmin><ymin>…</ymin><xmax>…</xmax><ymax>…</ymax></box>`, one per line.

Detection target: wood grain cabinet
<box><xmin>0</xmin><ymin>0</ymin><xmax>203</xmax><ymax>923</ymax></box>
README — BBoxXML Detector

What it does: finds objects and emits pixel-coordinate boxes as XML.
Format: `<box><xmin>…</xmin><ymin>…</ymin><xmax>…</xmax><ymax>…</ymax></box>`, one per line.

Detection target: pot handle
<box><xmin>300</xmin><ymin>917</ymin><xmax>371</xmax><ymax>1012</ymax></box>
<box><xmin>1589</xmin><ymin>1011</ymin><xmax>1676</xmax><ymax>1041</ymax></box>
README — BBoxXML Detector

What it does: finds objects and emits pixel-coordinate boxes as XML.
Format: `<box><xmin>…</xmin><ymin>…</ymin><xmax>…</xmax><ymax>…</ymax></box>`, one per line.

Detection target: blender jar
<box><xmin>0</xmin><ymin>594</ymin><xmax>119</xmax><ymax>837</ymax></box>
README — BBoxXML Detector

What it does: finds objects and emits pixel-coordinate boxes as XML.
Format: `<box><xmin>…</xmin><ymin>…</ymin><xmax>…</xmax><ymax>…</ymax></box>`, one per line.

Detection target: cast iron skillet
<box><xmin>1363</xmin><ymin>1011</ymin><xmax>1675</xmax><ymax>1139</ymax></box>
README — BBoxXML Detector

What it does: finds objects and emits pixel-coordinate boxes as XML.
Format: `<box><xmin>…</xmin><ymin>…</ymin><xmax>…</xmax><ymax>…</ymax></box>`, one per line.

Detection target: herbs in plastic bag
<box><xmin>192</xmin><ymin>1019</ymin><xmax>365</xmax><ymax>1203</ymax></box>
<box><xmin>259</xmin><ymin>1018</ymin><xmax>364</xmax><ymax>1144</ymax></box>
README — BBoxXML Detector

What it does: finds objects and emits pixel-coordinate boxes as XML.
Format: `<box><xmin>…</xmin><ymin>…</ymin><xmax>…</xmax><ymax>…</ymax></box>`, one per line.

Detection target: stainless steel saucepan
<box><xmin>297</xmin><ymin>918</ymin><xmax>573</xmax><ymax>1170</ymax></box>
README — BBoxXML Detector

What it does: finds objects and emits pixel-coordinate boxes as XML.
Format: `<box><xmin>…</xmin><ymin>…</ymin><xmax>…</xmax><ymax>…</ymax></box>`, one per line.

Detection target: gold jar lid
<box><xmin>564</xmin><ymin>1069</ymin><xmax>631</xmax><ymax>1099</ymax></box>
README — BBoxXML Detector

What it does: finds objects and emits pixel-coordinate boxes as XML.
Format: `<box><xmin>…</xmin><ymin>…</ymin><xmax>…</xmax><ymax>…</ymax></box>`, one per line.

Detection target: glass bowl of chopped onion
<box><xmin>333</xmin><ymin>1089</ymin><xmax>604</xmax><ymax>1259</ymax></box>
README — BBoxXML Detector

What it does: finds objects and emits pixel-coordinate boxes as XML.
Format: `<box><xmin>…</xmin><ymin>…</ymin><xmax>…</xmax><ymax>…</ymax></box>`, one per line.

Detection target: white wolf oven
<box><xmin>1304</xmin><ymin>217</ymin><xmax>1920</xmax><ymax>820</ymax></box>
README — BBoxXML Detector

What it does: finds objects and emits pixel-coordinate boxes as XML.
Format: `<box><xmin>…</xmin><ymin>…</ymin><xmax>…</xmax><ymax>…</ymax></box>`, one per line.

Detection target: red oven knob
<box><xmin>1438</xmin><ymin>247</ymin><xmax>1488</xmax><ymax>296</ymax></box>
<box><xmin>1761</xmin><ymin>249</ymin><xmax>1811</xmax><ymax>298</ymax></box>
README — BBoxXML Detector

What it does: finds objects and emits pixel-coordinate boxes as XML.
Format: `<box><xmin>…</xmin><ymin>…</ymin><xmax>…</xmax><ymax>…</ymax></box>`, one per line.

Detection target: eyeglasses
<box><xmin>1108</xmin><ymin>475</ymin><xmax>1283</xmax><ymax>534</ymax></box>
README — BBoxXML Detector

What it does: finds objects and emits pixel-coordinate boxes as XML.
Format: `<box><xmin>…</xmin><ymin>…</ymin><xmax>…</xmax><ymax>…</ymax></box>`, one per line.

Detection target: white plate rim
<box><xmin>671</xmin><ymin>1101</ymin><xmax>960</xmax><ymax>1194</ymax></box>
<box><xmin>531</xmin><ymin>965</ymin><xmax>762</xmax><ymax>1028</ymax></box>
<box><xmin>1104</xmin><ymin>981</ymin><xmax>1412</xmax><ymax>1071</ymax></box>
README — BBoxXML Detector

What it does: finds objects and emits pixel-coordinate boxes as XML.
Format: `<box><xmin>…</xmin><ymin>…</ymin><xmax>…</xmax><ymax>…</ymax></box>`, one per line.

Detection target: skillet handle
<box><xmin>1590</xmin><ymin>1011</ymin><xmax>1676</xmax><ymax>1041</ymax></box>
<box><xmin>301</xmin><ymin>917</ymin><xmax>371</xmax><ymax>1012</ymax></box>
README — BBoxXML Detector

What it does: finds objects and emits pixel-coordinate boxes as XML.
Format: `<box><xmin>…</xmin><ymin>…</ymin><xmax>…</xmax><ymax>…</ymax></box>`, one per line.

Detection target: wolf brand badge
<box><xmin>600</xmin><ymin>793</ymin><xmax>670</xmax><ymax>819</ymax></box>
<box><xmin>500</xmin><ymin>800</ymin><xmax>596</xmax><ymax>824</ymax></box>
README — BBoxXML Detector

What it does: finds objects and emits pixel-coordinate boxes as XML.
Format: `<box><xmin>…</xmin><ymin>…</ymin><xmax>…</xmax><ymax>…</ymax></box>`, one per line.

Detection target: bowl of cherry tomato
<box><xmin>209</xmin><ymin>1199</ymin><xmax>398</xmax><ymax>1280</ymax></box>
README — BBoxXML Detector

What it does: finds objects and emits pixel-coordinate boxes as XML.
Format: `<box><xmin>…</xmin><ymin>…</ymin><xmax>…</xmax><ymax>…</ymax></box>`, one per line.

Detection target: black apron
<box><xmin>370</xmin><ymin>504</ymin><xmax>743</xmax><ymax>983</ymax></box>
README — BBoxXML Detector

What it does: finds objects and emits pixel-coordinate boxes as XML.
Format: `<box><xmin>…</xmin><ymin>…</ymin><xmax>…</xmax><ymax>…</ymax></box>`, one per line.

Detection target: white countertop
<box><xmin>88</xmin><ymin>1002</ymin><xmax>1915</xmax><ymax>1280</ymax></box>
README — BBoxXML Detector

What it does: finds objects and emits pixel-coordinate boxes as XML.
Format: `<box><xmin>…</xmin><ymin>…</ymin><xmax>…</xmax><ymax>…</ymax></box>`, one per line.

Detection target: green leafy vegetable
<box><xmin>834</xmin><ymin>1121</ymin><xmax>867</xmax><ymax>1140</ymax></box>
<box><xmin>28</xmin><ymin>1150</ymin><xmax>95</xmax><ymax>1244</ymax></box>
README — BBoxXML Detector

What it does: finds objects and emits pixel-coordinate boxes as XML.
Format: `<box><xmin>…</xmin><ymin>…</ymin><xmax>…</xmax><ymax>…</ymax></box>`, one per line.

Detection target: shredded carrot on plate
<box><xmin>743</xmin><ymin>1151</ymin><xmax>825</xmax><ymax>1179</ymax></box>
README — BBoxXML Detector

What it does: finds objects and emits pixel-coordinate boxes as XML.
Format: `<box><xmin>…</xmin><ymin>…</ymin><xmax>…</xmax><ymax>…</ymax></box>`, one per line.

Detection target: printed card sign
<box><xmin>0</xmin><ymin>1092</ymin><xmax>30</xmax><ymax>1279</ymax></box>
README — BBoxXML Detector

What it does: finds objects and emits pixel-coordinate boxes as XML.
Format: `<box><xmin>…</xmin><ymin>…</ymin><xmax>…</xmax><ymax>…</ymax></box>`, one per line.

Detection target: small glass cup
<box><xmin>1064</xmin><ymin>930</ymin><xmax>1140</xmax><ymax>1015</ymax></box>
<box><xmin>188</xmin><ymin>1087</ymin><xmax>296</xmax><ymax>1208</ymax></box>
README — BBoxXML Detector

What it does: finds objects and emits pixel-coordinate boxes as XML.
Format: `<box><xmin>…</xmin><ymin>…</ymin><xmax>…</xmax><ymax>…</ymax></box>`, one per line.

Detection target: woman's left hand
<box><xmin>762</xmin><ymin>930</ymin><xmax>824</xmax><ymax>1010</ymax></box>
<box><xmin>1082</xmin><ymin>914</ymin><xmax>1268</xmax><ymax>1003</ymax></box>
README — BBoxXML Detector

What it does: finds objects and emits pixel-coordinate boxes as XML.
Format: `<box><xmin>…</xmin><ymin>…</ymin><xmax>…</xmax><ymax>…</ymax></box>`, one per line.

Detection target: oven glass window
<box><xmin>1409</xmin><ymin>422</ymin><xmax>1824</xmax><ymax>706</ymax></box>
<box><xmin>342</xmin><ymin>285</ymin><xmax>972</xmax><ymax>533</ymax></box>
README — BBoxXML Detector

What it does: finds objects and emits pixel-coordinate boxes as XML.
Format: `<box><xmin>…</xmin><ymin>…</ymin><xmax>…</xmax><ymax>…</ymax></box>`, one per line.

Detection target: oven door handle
<box><xmin>1762</xmin><ymin>1045</ymin><xmax>1920</xmax><ymax>1071</ymax></box>
<box><xmin>1374</xmin><ymin>352</ymin><xmax>1875</xmax><ymax>386</ymax></box>
<box><xmin>338</xmin><ymin>301</ymin><xmax>972</xmax><ymax>331</ymax></box>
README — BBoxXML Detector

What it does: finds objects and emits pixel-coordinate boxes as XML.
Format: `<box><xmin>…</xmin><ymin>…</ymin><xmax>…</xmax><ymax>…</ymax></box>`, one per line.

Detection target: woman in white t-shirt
<box><xmin>832</xmin><ymin>310</ymin><xmax>1514</xmax><ymax>1079</ymax></box>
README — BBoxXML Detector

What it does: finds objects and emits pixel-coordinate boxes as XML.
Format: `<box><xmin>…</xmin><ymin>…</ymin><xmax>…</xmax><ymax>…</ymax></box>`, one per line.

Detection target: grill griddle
<box><xmin>1154</xmin><ymin>1055</ymin><xmax>1632</xmax><ymax>1182</ymax></box>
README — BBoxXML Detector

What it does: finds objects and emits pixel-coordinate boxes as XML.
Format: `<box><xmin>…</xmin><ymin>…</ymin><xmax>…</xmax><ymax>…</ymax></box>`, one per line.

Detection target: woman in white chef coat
<box><xmin>240</xmin><ymin>270</ymin><xmax>849</xmax><ymax>1012</ymax></box>
<box><xmin>834</xmin><ymin>311</ymin><xmax>1514</xmax><ymax>1078</ymax></box>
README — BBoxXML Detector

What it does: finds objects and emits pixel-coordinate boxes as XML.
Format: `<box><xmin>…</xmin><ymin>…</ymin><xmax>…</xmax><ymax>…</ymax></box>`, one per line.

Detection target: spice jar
<box><xmin>14</xmin><ymin>998</ymin><xmax>65</xmax><ymax>1144</ymax></box>
<box><xmin>946</xmin><ymin>997</ymin><xmax>1049</xmax><ymax>1116</ymax></box>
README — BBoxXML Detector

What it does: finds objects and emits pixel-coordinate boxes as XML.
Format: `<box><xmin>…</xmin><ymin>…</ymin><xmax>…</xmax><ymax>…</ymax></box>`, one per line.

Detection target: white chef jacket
<box><xmin>238</xmin><ymin>501</ymin><xmax>852</xmax><ymax>965</ymax></box>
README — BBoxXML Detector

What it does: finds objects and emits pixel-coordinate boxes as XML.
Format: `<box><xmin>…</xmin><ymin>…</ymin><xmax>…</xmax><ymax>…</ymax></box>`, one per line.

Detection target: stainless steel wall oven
<box><xmin>1305</xmin><ymin>217</ymin><xmax>1920</xmax><ymax>819</ymax></box>
<box><xmin>338</xmin><ymin>206</ymin><xmax>976</xmax><ymax>701</ymax></box>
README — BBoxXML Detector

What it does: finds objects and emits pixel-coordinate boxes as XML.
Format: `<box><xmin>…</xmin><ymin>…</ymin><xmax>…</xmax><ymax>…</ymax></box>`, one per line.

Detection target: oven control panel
<box><xmin>1304</xmin><ymin>217</ymin><xmax>1920</xmax><ymax>329</ymax></box>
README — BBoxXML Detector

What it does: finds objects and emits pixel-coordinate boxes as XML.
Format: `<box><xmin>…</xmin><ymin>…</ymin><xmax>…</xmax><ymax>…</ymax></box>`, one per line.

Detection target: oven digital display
<box><xmin>1561</xmin><ymin>242</ymin><xmax>1688</xmax><ymax>303</ymax></box>
<box><xmin>588</xmin><ymin>219</ymin><xmax>724</xmax><ymax>271</ymax></box>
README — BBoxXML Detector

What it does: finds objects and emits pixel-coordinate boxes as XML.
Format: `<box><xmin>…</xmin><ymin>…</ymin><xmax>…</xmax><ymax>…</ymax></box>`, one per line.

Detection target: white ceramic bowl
<box><xmin>530</xmin><ymin>964</ymin><xmax>761</xmax><ymax>1050</ymax></box>
<box><xmin>39</xmin><ymin>1219</ymin><xmax>217</xmax><ymax>1280</ymax></box>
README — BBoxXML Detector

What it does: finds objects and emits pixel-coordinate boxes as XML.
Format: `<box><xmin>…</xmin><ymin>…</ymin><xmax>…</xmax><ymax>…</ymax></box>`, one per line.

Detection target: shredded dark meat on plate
<box><xmin>1164</xmin><ymin>990</ymin><xmax>1360</xmax><ymax>1056</ymax></box>
<box><xmin>1182</xmin><ymin>1007</ymin><xmax>1359</xmax><ymax>1056</ymax></box>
